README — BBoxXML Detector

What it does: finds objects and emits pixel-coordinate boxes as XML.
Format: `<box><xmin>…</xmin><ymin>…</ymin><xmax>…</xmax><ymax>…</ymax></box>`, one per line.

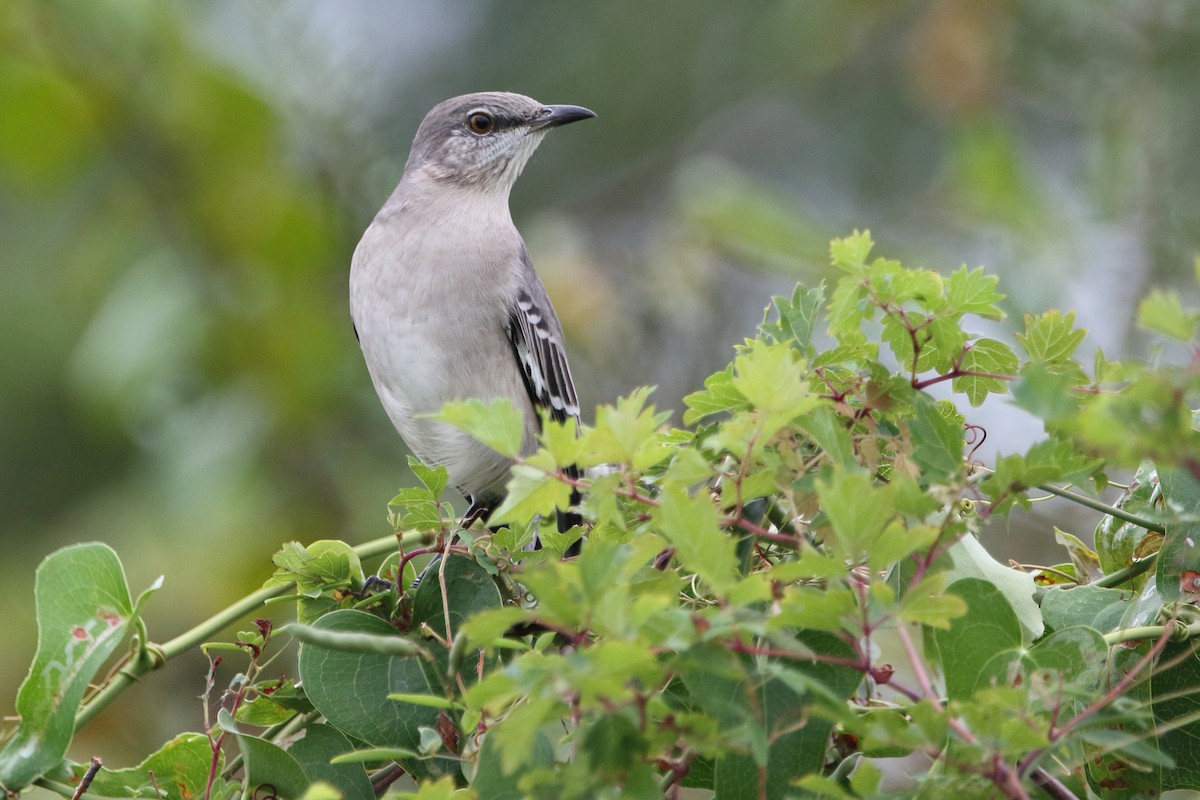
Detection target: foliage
<box><xmin>4</xmin><ymin>232</ymin><xmax>1200</xmax><ymax>799</ymax></box>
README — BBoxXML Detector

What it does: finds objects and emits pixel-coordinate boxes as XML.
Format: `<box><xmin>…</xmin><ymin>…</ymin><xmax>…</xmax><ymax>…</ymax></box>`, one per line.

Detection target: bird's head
<box><xmin>403</xmin><ymin>92</ymin><xmax>595</xmax><ymax>193</ymax></box>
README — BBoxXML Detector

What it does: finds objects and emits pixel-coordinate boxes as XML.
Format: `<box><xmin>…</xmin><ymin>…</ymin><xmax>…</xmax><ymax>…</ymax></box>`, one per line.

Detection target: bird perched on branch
<box><xmin>349</xmin><ymin>91</ymin><xmax>593</xmax><ymax>547</ymax></box>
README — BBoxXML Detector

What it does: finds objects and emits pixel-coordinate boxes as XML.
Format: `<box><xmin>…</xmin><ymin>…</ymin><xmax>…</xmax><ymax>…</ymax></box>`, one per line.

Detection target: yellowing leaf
<box><xmin>731</xmin><ymin>341</ymin><xmax>820</xmax><ymax>437</ymax></box>
<box><xmin>1138</xmin><ymin>288</ymin><xmax>1198</xmax><ymax>341</ymax></box>
<box><xmin>431</xmin><ymin>397</ymin><xmax>523</xmax><ymax>458</ymax></box>
<box><xmin>653</xmin><ymin>483</ymin><xmax>738</xmax><ymax>594</ymax></box>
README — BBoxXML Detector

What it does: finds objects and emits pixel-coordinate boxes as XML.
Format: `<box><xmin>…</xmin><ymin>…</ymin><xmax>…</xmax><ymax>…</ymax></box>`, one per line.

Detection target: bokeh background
<box><xmin>3</xmin><ymin>0</ymin><xmax>1199</xmax><ymax>770</ymax></box>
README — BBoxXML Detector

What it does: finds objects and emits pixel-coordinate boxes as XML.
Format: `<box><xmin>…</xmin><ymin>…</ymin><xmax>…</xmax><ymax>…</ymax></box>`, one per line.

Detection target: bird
<box><xmin>349</xmin><ymin>91</ymin><xmax>593</xmax><ymax>548</ymax></box>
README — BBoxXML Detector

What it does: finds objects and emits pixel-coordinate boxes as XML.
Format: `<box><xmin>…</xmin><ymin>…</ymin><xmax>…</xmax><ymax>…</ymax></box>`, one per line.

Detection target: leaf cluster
<box><xmin>4</xmin><ymin>233</ymin><xmax>1200</xmax><ymax>799</ymax></box>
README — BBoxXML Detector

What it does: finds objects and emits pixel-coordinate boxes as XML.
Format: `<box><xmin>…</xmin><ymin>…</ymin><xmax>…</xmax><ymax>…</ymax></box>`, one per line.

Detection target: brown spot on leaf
<box><xmin>1180</xmin><ymin>570</ymin><xmax>1200</xmax><ymax>601</ymax></box>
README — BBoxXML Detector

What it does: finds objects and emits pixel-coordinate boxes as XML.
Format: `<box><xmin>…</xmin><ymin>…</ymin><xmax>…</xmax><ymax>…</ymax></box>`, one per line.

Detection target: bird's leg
<box><xmin>461</xmin><ymin>498</ymin><xmax>493</xmax><ymax>531</ymax></box>
<box><xmin>411</xmin><ymin>496</ymin><xmax>493</xmax><ymax>591</ymax></box>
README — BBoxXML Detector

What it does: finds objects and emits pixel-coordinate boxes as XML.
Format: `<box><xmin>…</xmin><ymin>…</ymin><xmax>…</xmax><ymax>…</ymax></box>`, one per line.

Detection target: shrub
<box><xmin>3</xmin><ymin>232</ymin><xmax>1199</xmax><ymax>799</ymax></box>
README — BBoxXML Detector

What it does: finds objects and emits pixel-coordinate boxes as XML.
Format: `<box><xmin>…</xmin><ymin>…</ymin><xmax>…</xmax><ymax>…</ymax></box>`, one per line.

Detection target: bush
<box><xmin>3</xmin><ymin>232</ymin><xmax>1199</xmax><ymax>799</ymax></box>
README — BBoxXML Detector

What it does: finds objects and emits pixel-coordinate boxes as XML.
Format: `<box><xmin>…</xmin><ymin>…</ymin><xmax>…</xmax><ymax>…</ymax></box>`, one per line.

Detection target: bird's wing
<box><xmin>508</xmin><ymin>247</ymin><xmax>584</xmax><ymax>544</ymax></box>
<box><xmin>506</xmin><ymin>248</ymin><xmax>580</xmax><ymax>425</ymax></box>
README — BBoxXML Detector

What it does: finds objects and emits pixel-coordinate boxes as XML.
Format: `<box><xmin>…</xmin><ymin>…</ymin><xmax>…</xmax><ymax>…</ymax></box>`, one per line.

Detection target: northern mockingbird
<box><xmin>350</xmin><ymin>91</ymin><xmax>593</xmax><ymax>543</ymax></box>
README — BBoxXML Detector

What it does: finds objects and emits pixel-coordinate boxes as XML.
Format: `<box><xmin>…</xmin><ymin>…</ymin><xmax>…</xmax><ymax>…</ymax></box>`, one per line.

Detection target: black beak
<box><xmin>530</xmin><ymin>104</ymin><xmax>596</xmax><ymax>131</ymax></box>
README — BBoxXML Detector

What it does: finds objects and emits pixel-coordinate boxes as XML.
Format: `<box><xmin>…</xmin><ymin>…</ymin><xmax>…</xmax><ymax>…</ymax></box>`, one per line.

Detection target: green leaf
<box><xmin>395</xmin><ymin>776</ymin><xmax>476</xmax><ymax>798</ymax></box>
<box><xmin>471</xmin><ymin>727</ymin><xmax>555</xmax><ymax>799</ymax></box>
<box><xmin>409</xmin><ymin>456</ymin><xmax>449</xmax><ymax>498</ymax></box>
<box><xmin>432</xmin><ymin>397</ymin><xmax>524</xmax><ymax>458</ymax></box>
<box><xmin>489</xmin><ymin>463</ymin><xmax>572</xmax><ymax>526</ymax></box>
<box><xmin>1146</xmin><ymin>468</ymin><xmax>1200</xmax><ymax>603</ymax></box>
<box><xmin>730</xmin><ymin>340</ymin><xmax>820</xmax><ymax>437</ymax></box>
<box><xmin>664</xmin><ymin>445</ymin><xmax>716</xmax><ymax>486</ymax></box>
<box><xmin>588</xmin><ymin>386</ymin><xmax>673</xmax><ymax>470</ymax></box>
<box><xmin>893</xmin><ymin>572</ymin><xmax>967</xmax><ymax>629</ymax></box>
<box><xmin>1150</xmin><ymin>641</ymin><xmax>1200</xmax><ymax>790</ymax></box>
<box><xmin>1156</xmin><ymin>517</ymin><xmax>1200</xmax><ymax>603</ymax></box>
<box><xmin>65</xmin><ymin>733</ymin><xmax>218</xmax><ymax>800</ymax></box>
<box><xmin>848</xmin><ymin>757</ymin><xmax>883</xmax><ymax>797</ymax></box>
<box><xmin>908</xmin><ymin>395</ymin><xmax>965</xmax><ymax>484</ymax></box>
<box><xmin>830</xmin><ymin>230</ymin><xmax>875</xmax><ymax>278</ymax></box>
<box><xmin>797</xmin><ymin>407</ymin><xmax>857</xmax><ymax>470</ymax></box>
<box><xmin>768</xmin><ymin>586</ymin><xmax>858</xmax><ymax>634</ymax></box>
<box><xmin>868</xmin><ymin>523</ymin><xmax>941</xmax><ymax>573</ymax></box>
<box><xmin>933</xmin><ymin>578</ymin><xmax>1023</xmax><ymax>701</ymax></box>
<box><xmin>1093</xmin><ymin>347</ymin><xmax>1129</xmax><ymax>385</ymax></box>
<box><xmin>1016</xmin><ymin>310</ymin><xmax>1086</xmax><ymax>361</ymax></box>
<box><xmin>953</xmin><ymin>686</ymin><xmax>1050</xmax><ymax>755</ymax></box>
<box><xmin>1138</xmin><ymin>288</ymin><xmax>1198</xmax><ymax>341</ymax></box>
<box><xmin>387</xmin><ymin>693</ymin><xmax>458</xmax><ymax>709</ymax></box>
<box><xmin>761</xmin><ymin>283</ymin><xmax>824</xmax><ymax>352</ymax></box>
<box><xmin>287</xmin><ymin>723</ymin><xmax>375</xmax><ymax>800</ymax></box>
<box><xmin>459</xmin><ymin>607</ymin><xmax>531</xmax><ymax>651</ymax></box>
<box><xmin>219</xmin><ymin>709</ymin><xmax>312</xmax><ymax>800</ymax></box>
<box><xmin>0</xmin><ymin>543</ymin><xmax>136</xmax><ymax>790</ymax></box>
<box><xmin>1160</xmin><ymin>464</ymin><xmax>1200</xmax><ymax>513</ymax></box>
<box><xmin>1024</xmin><ymin>626</ymin><xmax>1107</xmax><ymax>697</ymax></box>
<box><xmin>271</xmin><ymin>540</ymin><xmax>363</xmax><ymax>592</ymax></box>
<box><xmin>792</xmin><ymin>774</ymin><xmax>854</xmax><ymax>799</ymax></box>
<box><xmin>686</xmin><ymin>634</ymin><xmax>861</xmax><ymax>800</ymax></box>
<box><xmin>928</xmin><ymin>316</ymin><xmax>970</xmax><ymax>374</ymax></box>
<box><xmin>816</xmin><ymin>471</ymin><xmax>891</xmax><ymax>556</ymax></box>
<box><xmin>296</xmin><ymin>610</ymin><xmax>440</xmax><ymax>759</ymax></box>
<box><xmin>269</xmin><ymin>540</ymin><xmax>367</xmax><ymax>623</ymax></box>
<box><xmin>578</xmin><ymin>714</ymin><xmax>652</xmax><ymax>784</ymax></box>
<box><xmin>869</xmin><ymin>262</ymin><xmax>940</xmax><ymax>310</ymax></box>
<box><xmin>411</xmin><ymin>555</ymin><xmax>503</xmax><ymax>633</ymax></box>
<box><xmin>945</xmin><ymin>535</ymin><xmax>1043</xmax><ymax>640</ymax></box>
<box><xmin>1084</xmin><ymin>729</ymin><xmax>1164</xmax><ymax>796</ymax></box>
<box><xmin>827</xmin><ymin>277</ymin><xmax>869</xmax><ymax>341</ymax></box>
<box><xmin>984</xmin><ymin>437</ymin><xmax>1103</xmax><ymax>514</ymax></box>
<box><xmin>1094</xmin><ymin>463</ymin><xmax>1160</xmax><ymax>588</ymax></box>
<box><xmin>411</xmin><ymin>554</ymin><xmax>503</xmax><ymax>686</ymax></box>
<box><xmin>683</xmin><ymin>364</ymin><xmax>749</xmax><ymax>425</ymax></box>
<box><xmin>1040</xmin><ymin>584</ymin><xmax>1128</xmax><ymax>633</ymax></box>
<box><xmin>1073</xmin><ymin>371</ymin><xmax>1200</xmax><ymax>465</ymax></box>
<box><xmin>953</xmin><ymin>338</ymin><xmax>1018</xmax><ymax>407</ymax></box>
<box><xmin>653</xmin><ymin>482</ymin><xmax>738</xmax><ymax>594</ymax></box>
<box><xmin>330</xmin><ymin>747</ymin><xmax>420</xmax><ymax>763</ymax></box>
<box><xmin>1013</xmin><ymin>361</ymin><xmax>1080</xmax><ymax>422</ymax></box>
<box><xmin>235</xmin><ymin>694</ymin><xmax>294</xmax><ymax>726</ymax></box>
<box><xmin>1053</xmin><ymin>528</ymin><xmax>1105</xmax><ymax>585</ymax></box>
<box><xmin>945</xmin><ymin>265</ymin><xmax>1005</xmax><ymax>319</ymax></box>
<box><xmin>538</xmin><ymin>415</ymin><xmax>582</xmax><ymax>471</ymax></box>
<box><xmin>881</xmin><ymin>313</ymin><xmax>938</xmax><ymax>374</ymax></box>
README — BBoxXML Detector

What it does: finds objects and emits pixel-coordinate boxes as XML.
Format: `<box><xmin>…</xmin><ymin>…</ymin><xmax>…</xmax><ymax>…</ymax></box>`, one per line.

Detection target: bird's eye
<box><xmin>467</xmin><ymin>112</ymin><xmax>494</xmax><ymax>134</ymax></box>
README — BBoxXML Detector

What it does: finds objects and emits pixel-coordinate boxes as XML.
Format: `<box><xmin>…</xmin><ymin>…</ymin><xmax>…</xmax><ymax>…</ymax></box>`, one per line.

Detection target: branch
<box><xmin>1020</xmin><ymin>610</ymin><xmax>1180</xmax><ymax>777</ymax></box>
<box><xmin>73</xmin><ymin>532</ymin><xmax>415</xmax><ymax>732</ymax></box>
<box><xmin>1035</xmin><ymin>483</ymin><xmax>1166</xmax><ymax>534</ymax></box>
<box><xmin>1096</xmin><ymin>553</ymin><xmax>1159</xmax><ymax>590</ymax></box>
<box><xmin>912</xmin><ymin>369</ymin><xmax>1015</xmax><ymax>391</ymax></box>
<box><xmin>1102</xmin><ymin>617</ymin><xmax>1200</xmax><ymax>647</ymax></box>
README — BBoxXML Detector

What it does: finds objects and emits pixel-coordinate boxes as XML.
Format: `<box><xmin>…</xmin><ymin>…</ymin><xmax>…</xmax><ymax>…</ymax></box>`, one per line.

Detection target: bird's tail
<box><xmin>558</xmin><ymin>463</ymin><xmax>583</xmax><ymax>557</ymax></box>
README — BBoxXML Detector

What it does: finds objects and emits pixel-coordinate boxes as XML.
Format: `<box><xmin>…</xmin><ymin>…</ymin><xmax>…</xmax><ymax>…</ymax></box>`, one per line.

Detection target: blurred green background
<box><xmin>3</xmin><ymin>0</ymin><xmax>1199</xmax><ymax>768</ymax></box>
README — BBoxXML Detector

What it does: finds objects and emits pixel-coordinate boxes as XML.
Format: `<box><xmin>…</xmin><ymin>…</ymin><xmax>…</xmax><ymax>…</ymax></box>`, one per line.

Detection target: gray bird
<box><xmin>350</xmin><ymin>91</ymin><xmax>594</xmax><ymax>538</ymax></box>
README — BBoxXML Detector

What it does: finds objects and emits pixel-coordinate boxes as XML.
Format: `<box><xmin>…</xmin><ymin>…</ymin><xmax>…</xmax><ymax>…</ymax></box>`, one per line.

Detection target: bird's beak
<box><xmin>530</xmin><ymin>104</ymin><xmax>596</xmax><ymax>131</ymax></box>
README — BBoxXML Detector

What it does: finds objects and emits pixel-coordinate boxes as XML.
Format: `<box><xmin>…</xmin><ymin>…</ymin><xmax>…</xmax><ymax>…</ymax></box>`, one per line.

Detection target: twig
<box><xmin>1035</xmin><ymin>483</ymin><xmax>1165</xmax><ymax>534</ymax></box>
<box><xmin>69</xmin><ymin>757</ymin><xmax>101</xmax><ymax>800</ymax></box>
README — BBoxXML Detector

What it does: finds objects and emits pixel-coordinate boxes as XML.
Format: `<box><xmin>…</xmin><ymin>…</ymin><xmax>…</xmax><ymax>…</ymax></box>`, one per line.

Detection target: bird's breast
<box><xmin>349</xmin><ymin>203</ymin><xmax>528</xmax><ymax>415</ymax></box>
